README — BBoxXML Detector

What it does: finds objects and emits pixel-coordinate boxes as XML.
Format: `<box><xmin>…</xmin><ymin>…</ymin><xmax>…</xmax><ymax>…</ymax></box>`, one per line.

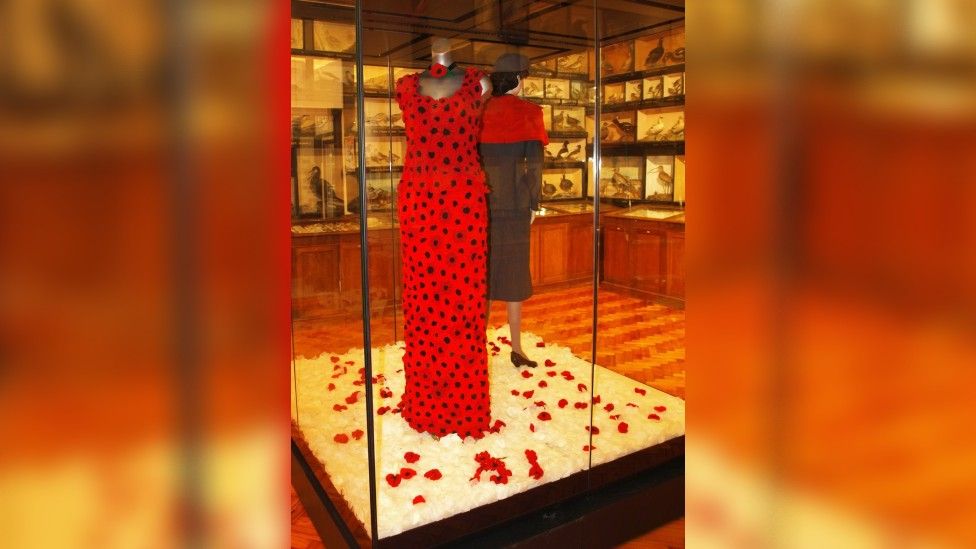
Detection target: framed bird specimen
<box><xmin>601</xmin><ymin>111</ymin><xmax>637</xmax><ymax>143</ymax></box>
<box><xmin>603</xmin><ymin>83</ymin><xmax>625</xmax><ymax>105</ymax></box>
<box><xmin>312</xmin><ymin>21</ymin><xmax>355</xmax><ymax>53</ymax></box>
<box><xmin>292</xmin><ymin>56</ymin><xmax>343</xmax><ymax>109</ymax></box>
<box><xmin>552</xmin><ymin>106</ymin><xmax>586</xmax><ymax>133</ymax></box>
<box><xmin>362</xmin><ymin>65</ymin><xmax>390</xmax><ymax>93</ymax></box>
<box><xmin>601</xmin><ymin>41</ymin><xmax>635</xmax><ymax>76</ymax></box>
<box><xmin>544</xmin><ymin>139</ymin><xmax>586</xmax><ymax>163</ymax></box>
<box><xmin>645</xmin><ymin>156</ymin><xmax>675</xmax><ymax>202</ymax></box>
<box><xmin>291</xmin><ymin>18</ymin><xmax>304</xmax><ymax>49</ymax></box>
<box><xmin>521</xmin><ymin>77</ymin><xmax>545</xmax><ymax>98</ymax></box>
<box><xmin>363</xmin><ymin>98</ymin><xmax>404</xmax><ymax>131</ymax></box>
<box><xmin>541</xmin><ymin>168</ymin><xmax>584</xmax><ymax>201</ymax></box>
<box><xmin>530</xmin><ymin>58</ymin><xmax>557</xmax><ymax>76</ymax></box>
<box><xmin>635</xmin><ymin>34</ymin><xmax>667</xmax><ymax>70</ymax></box>
<box><xmin>625</xmin><ymin>80</ymin><xmax>642</xmax><ymax>102</ymax></box>
<box><xmin>637</xmin><ymin>106</ymin><xmax>684</xmax><ymax>142</ymax></box>
<box><xmin>664</xmin><ymin>72</ymin><xmax>684</xmax><ymax>98</ymax></box>
<box><xmin>557</xmin><ymin>52</ymin><xmax>587</xmax><ymax>75</ymax></box>
<box><xmin>545</xmin><ymin>78</ymin><xmax>571</xmax><ymax>100</ymax></box>
<box><xmin>363</xmin><ymin>137</ymin><xmax>405</xmax><ymax>169</ymax></box>
<box><xmin>673</xmin><ymin>155</ymin><xmax>686</xmax><ymax>203</ymax></box>
<box><xmin>589</xmin><ymin>156</ymin><xmax>643</xmax><ymax>199</ymax></box>
<box><xmin>643</xmin><ymin>76</ymin><xmax>664</xmax><ymax>100</ymax></box>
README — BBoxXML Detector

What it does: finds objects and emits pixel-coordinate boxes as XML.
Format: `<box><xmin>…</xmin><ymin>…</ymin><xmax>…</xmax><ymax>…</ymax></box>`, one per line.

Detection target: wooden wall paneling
<box><xmin>631</xmin><ymin>227</ymin><xmax>665</xmax><ymax>294</ymax></box>
<box><xmin>603</xmin><ymin>223</ymin><xmax>631</xmax><ymax>285</ymax></box>
<box><xmin>666</xmin><ymin>229</ymin><xmax>685</xmax><ymax>298</ymax></box>
<box><xmin>567</xmin><ymin>217</ymin><xmax>595</xmax><ymax>281</ymax></box>
<box><xmin>293</xmin><ymin>240</ymin><xmax>341</xmax><ymax>318</ymax></box>
<box><xmin>538</xmin><ymin>222</ymin><xmax>570</xmax><ymax>284</ymax></box>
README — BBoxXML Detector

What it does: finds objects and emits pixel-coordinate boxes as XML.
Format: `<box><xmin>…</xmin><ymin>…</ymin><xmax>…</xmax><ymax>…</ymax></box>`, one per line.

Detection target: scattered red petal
<box><xmin>404</xmin><ymin>452</ymin><xmax>420</xmax><ymax>463</ymax></box>
<box><xmin>524</xmin><ymin>449</ymin><xmax>544</xmax><ymax>480</ymax></box>
<box><xmin>604</xmin><ymin>403</ymin><xmax>615</xmax><ymax>412</ymax></box>
<box><xmin>385</xmin><ymin>473</ymin><xmax>401</xmax><ymax>487</ymax></box>
<box><xmin>334</xmin><ymin>433</ymin><xmax>349</xmax><ymax>444</ymax></box>
<box><xmin>534</xmin><ymin>400</ymin><xmax>546</xmax><ymax>407</ymax></box>
<box><xmin>538</xmin><ymin>380</ymin><xmax>548</xmax><ymax>388</ymax></box>
<box><xmin>558</xmin><ymin>399</ymin><xmax>569</xmax><ymax>408</ymax></box>
<box><xmin>345</xmin><ymin>360</ymin><xmax>355</xmax><ymax>365</ymax></box>
<box><xmin>547</xmin><ymin>371</ymin><xmax>557</xmax><ymax>377</ymax></box>
<box><xmin>489</xmin><ymin>419</ymin><xmax>507</xmax><ymax>433</ymax></box>
<box><xmin>609</xmin><ymin>414</ymin><xmax>621</xmax><ymax>420</ymax></box>
<box><xmin>561</xmin><ymin>371</ymin><xmax>575</xmax><ymax>380</ymax></box>
<box><xmin>618</xmin><ymin>422</ymin><xmax>629</xmax><ymax>433</ymax></box>
<box><xmin>536</xmin><ymin>341</ymin><xmax>545</xmax><ymax>347</ymax></box>
<box><xmin>351</xmin><ymin>429</ymin><xmax>364</xmax><ymax>440</ymax></box>
<box><xmin>345</xmin><ymin>392</ymin><xmax>360</xmax><ymax>404</ymax></box>
<box><xmin>327</xmin><ymin>383</ymin><xmax>336</xmax><ymax>391</ymax></box>
<box><xmin>537</xmin><ymin>411</ymin><xmax>552</xmax><ymax>421</ymax></box>
<box><xmin>574</xmin><ymin>402</ymin><xmax>588</xmax><ymax>409</ymax></box>
<box><xmin>626</xmin><ymin>403</ymin><xmax>638</xmax><ymax>408</ymax></box>
<box><xmin>333</xmin><ymin>404</ymin><xmax>347</xmax><ymax>412</ymax></box>
<box><xmin>648</xmin><ymin>413</ymin><xmax>661</xmax><ymax>420</ymax></box>
<box><xmin>412</xmin><ymin>495</ymin><xmax>425</xmax><ymax>505</ymax></box>
<box><xmin>544</xmin><ymin>359</ymin><xmax>556</xmax><ymax>367</ymax></box>
<box><xmin>377</xmin><ymin>406</ymin><xmax>390</xmax><ymax>415</ymax></box>
<box><xmin>634</xmin><ymin>387</ymin><xmax>647</xmax><ymax>396</ymax></box>
<box><xmin>400</xmin><ymin>467</ymin><xmax>417</xmax><ymax>479</ymax></box>
<box><xmin>330</xmin><ymin>356</ymin><xmax>340</xmax><ymax>363</ymax></box>
<box><xmin>352</xmin><ymin>380</ymin><xmax>364</xmax><ymax>386</ymax></box>
<box><xmin>522</xmin><ymin>390</ymin><xmax>535</xmax><ymax>398</ymax></box>
<box><xmin>511</xmin><ymin>389</ymin><xmax>520</xmax><ymax>395</ymax></box>
<box><xmin>380</xmin><ymin>387</ymin><xmax>393</xmax><ymax>399</ymax></box>
<box><xmin>529</xmin><ymin>423</ymin><xmax>535</xmax><ymax>432</ymax></box>
<box><xmin>424</xmin><ymin>469</ymin><xmax>442</xmax><ymax>480</ymax></box>
<box><xmin>583</xmin><ymin>445</ymin><xmax>596</xmax><ymax>452</ymax></box>
<box><xmin>592</xmin><ymin>395</ymin><xmax>601</xmax><ymax>404</ymax></box>
<box><xmin>654</xmin><ymin>405</ymin><xmax>667</xmax><ymax>412</ymax></box>
<box><xmin>521</xmin><ymin>371</ymin><xmax>533</xmax><ymax>378</ymax></box>
<box><xmin>357</xmin><ymin>367</ymin><xmax>365</xmax><ymax>375</ymax></box>
<box><xmin>586</xmin><ymin>425</ymin><xmax>601</xmax><ymax>434</ymax></box>
<box><xmin>577</xmin><ymin>383</ymin><xmax>587</xmax><ymax>392</ymax></box>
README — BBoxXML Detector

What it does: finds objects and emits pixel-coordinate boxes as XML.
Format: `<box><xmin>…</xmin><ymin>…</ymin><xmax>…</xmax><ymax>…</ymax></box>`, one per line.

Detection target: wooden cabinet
<box><xmin>600</xmin><ymin>215</ymin><xmax>684</xmax><ymax>302</ymax></box>
<box><xmin>292</xmin><ymin>228</ymin><xmax>402</xmax><ymax>319</ymax></box>
<box><xmin>529</xmin><ymin>212</ymin><xmax>596</xmax><ymax>289</ymax></box>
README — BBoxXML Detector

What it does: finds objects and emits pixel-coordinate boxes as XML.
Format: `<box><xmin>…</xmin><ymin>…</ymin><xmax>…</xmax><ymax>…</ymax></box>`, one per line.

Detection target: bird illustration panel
<box><xmin>545</xmin><ymin>78</ymin><xmax>570</xmax><ymax>100</ymax></box>
<box><xmin>600</xmin><ymin>111</ymin><xmax>637</xmax><ymax>143</ymax></box>
<box><xmin>531</xmin><ymin>58</ymin><xmax>556</xmax><ymax>76</ymax></box>
<box><xmin>557</xmin><ymin>52</ymin><xmax>587</xmax><ymax>75</ymax></box>
<box><xmin>589</xmin><ymin>156</ymin><xmax>643</xmax><ymax>199</ymax></box>
<box><xmin>363</xmin><ymin>137</ymin><xmax>405</xmax><ymax>169</ymax></box>
<box><xmin>637</xmin><ymin>106</ymin><xmax>684</xmax><ymax>142</ymax></box>
<box><xmin>363</xmin><ymin>98</ymin><xmax>404</xmax><ymax>131</ymax></box>
<box><xmin>544</xmin><ymin>139</ymin><xmax>586</xmax><ymax>163</ymax></box>
<box><xmin>643</xmin><ymin>76</ymin><xmax>664</xmax><ymax>100</ymax></box>
<box><xmin>635</xmin><ymin>27</ymin><xmax>685</xmax><ymax>69</ymax></box>
<box><xmin>664</xmin><ymin>72</ymin><xmax>684</xmax><ymax>98</ymax></box>
<box><xmin>552</xmin><ymin>106</ymin><xmax>586</xmax><ymax>133</ymax></box>
<box><xmin>541</xmin><ymin>168</ymin><xmax>584</xmax><ymax>201</ymax></box>
<box><xmin>314</xmin><ymin>114</ymin><xmax>333</xmax><ymax>137</ymax></box>
<box><xmin>625</xmin><ymin>80</ymin><xmax>643</xmax><ymax>102</ymax></box>
<box><xmin>362</xmin><ymin>171</ymin><xmax>399</xmax><ymax>211</ymax></box>
<box><xmin>521</xmin><ymin>77</ymin><xmax>545</xmax><ymax>98</ymax></box>
<box><xmin>291</xmin><ymin>19</ymin><xmax>304</xmax><ymax>49</ymax></box>
<box><xmin>601</xmin><ymin>41</ymin><xmax>635</xmax><ymax>76</ymax></box>
<box><xmin>603</xmin><ymin>83</ymin><xmax>625</xmax><ymax>105</ymax></box>
<box><xmin>645</xmin><ymin>156</ymin><xmax>675</xmax><ymax>202</ymax></box>
<box><xmin>570</xmin><ymin>81</ymin><xmax>591</xmax><ymax>103</ymax></box>
<box><xmin>342</xmin><ymin>62</ymin><xmax>356</xmax><ymax>88</ymax></box>
<box><xmin>665</xmin><ymin>28</ymin><xmax>686</xmax><ymax>65</ymax></box>
<box><xmin>312</xmin><ymin>21</ymin><xmax>355</xmax><ymax>54</ymax></box>
<box><xmin>362</xmin><ymin>65</ymin><xmax>390</xmax><ymax>94</ymax></box>
<box><xmin>296</xmin><ymin>148</ymin><xmax>344</xmax><ymax>218</ymax></box>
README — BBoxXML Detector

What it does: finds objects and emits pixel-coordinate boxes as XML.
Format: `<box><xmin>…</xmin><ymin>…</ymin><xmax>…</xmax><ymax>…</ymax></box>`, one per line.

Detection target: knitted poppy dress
<box><xmin>394</xmin><ymin>67</ymin><xmax>491</xmax><ymax>438</ymax></box>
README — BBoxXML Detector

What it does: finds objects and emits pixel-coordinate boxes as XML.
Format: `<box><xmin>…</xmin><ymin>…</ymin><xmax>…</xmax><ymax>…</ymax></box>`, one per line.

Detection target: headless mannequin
<box><xmin>418</xmin><ymin>37</ymin><xmax>491</xmax><ymax>99</ymax></box>
<box><xmin>486</xmin><ymin>75</ymin><xmax>535</xmax><ymax>363</ymax></box>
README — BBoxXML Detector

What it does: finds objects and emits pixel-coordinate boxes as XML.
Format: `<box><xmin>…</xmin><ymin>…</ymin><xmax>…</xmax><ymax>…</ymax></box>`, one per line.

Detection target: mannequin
<box><xmin>418</xmin><ymin>37</ymin><xmax>491</xmax><ymax>99</ymax></box>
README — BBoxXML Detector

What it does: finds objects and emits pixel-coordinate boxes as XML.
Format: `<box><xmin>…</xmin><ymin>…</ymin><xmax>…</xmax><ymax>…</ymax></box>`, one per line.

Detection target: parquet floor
<box><xmin>291</xmin><ymin>283</ymin><xmax>685</xmax><ymax>548</ymax></box>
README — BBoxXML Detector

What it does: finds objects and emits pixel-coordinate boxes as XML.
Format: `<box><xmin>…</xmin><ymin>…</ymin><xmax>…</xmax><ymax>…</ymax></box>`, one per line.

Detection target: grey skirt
<box><xmin>488</xmin><ymin>208</ymin><xmax>533</xmax><ymax>301</ymax></box>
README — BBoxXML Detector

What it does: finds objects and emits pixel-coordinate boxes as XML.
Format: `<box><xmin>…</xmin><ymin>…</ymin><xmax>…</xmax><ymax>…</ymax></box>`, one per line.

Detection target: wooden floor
<box><xmin>291</xmin><ymin>283</ymin><xmax>685</xmax><ymax>548</ymax></box>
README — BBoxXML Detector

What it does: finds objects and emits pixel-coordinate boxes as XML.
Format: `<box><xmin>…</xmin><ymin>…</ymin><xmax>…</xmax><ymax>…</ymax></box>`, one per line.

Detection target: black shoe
<box><xmin>511</xmin><ymin>352</ymin><xmax>538</xmax><ymax>368</ymax></box>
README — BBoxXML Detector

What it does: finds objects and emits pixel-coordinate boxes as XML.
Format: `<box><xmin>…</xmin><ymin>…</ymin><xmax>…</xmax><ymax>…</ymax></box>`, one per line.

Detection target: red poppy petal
<box><xmin>424</xmin><ymin>469</ymin><xmax>442</xmax><ymax>480</ymax></box>
<box><xmin>593</xmin><ymin>395</ymin><xmax>601</xmax><ymax>404</ymax></box>
<box><xmin>523</xmin><ymin>390</ymin><xmax>534</xmax><ymax>398</ymax></box>
<box><xmin>529</xmin><ymin>423</ymin><xmax>535</xmax><ymax>432</ymax></box>
<box><xmin>604</xmin><ymin>403</ymin><xmax>614</xmax><ymax>412</ymax></box>
<box><xmin>586</xmin><ymin>425</ymin><xmax>601</xmax><ymax>434</ymax></box>
<box><xmin>558</xmin><ymin>399</ymin><xmax>568</xmax><ymax>408</ymax></box>
<box><xmin>404</xmin><ymin>452</ymin><xmax>420</xmax><ymax>463</ymax></box>
<box><xmin>654</xmin><ymin>405</ymin><xmax>667</xmax><ymax>412</ymax></box>
<box><xmin>521</xmin><ymin>371</ymin><xmax>533</xmax><ymax>378</ymax></box>
<box><xmin>627</xmin><ymin>403</ymin><xmax>638</xmax><ymax>408</ymax></box>
<box><xmin>327</xmin><ymin>383</ymin><xmax>336</xmax><ymax>391</ymax></box>
<box><xmin>547</xmin><ymin>371</ymin><xmax>557</xmax><ymax>377</ymax></box>
<box><xmin>634</xmin><ymin>387</ymin><xmax>647</xmax><ymax>396</ymax></box>
<box><xmin>534</xmin><ymin>400</ymin><xmax>546</xmax><ymax>407</ymax></box>
<box><xmin>544</xmin><ymin>359</ymin><xmax>556</xmax><ymax>367</ymax></box>
<box><xmin>334</xmin><ymin>433</ymin><xmax>349</xmax><ymax>444</ymax></box>
<box><xmin>537</xmin><ymin>411</ymin><xmax>552</xmax><ymax>421</ymax></box>
<box><xmin>330</xmin><ymin>356</ymin><xmax>340</xmax><ymax>363</ymax></box>
<box><xmin>577</xmin><ymin>383</ymin><xmax>587</xmax><ymax>392</ymax></box>
<box><xmin>538</xmin><ymin>380</ymin><xmax>548</xmax><ymax>388</ymax></box>
<box><xmin>400</xmin><ymin>467</ymin><xmax>417</xmax><ymax>479</ymax></box>
<box><xmin>648</xmin><ymin>413</ymin><xmax>661</xmax><ymax>420</ymax></box>
<box><xmin>333</xmin><ymin>404</ymin><xmax>347</xmax><ymax>412</ymax></box>
<box><xmin>377</xmin><ymin>406</ymin><xmax>390</xmax><ymax>415</ymax></box>
<box><xmin>609</xmin><ymin>414</ymin><xmax>621</xmax><ymax>420</ymax></box>
<box><xmin>510</xmin><ymin>389</ymin><xmax>520</xmax><ymax>396</ymax></box>
<box><xmin>618</xmin><ymin>422</ymin><xmax>629</xmax><ymax>433</ymax></box>
<box><xmin>536</xmin><ymin>341</ymin><xmax>545</xmax><ymax>347</ymax></box>
<box><xmin>386</xmin><ymin>473</ymin><xmax>401</xmax><ymax>487</ymax></box>
<box><xmin>351</xmin><ymin>429</ymin><xmax>364</xmax><ymax>440</ymax></box>
<box><xmin>413</xmin><ymin>495</ymin><xmax>426</xmax><ymax>505</ymax></box>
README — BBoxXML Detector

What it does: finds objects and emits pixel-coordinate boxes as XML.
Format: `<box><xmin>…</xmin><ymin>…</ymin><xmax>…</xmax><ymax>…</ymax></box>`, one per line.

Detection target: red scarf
<box><xmin>480</xmin><ymin>95</ymin><xmax>550</xmax><ymax>145</ymax></box>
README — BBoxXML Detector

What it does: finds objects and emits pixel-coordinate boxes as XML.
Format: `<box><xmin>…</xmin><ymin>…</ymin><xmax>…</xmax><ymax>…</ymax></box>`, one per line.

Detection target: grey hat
<box><xmin>493</xmin><ymin>53</ymin><xmax>530</xmax><ymax>73</ymax></box>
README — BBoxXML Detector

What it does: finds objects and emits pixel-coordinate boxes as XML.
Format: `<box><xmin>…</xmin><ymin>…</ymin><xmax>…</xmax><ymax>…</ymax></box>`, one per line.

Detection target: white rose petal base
<box><xmin>293</xmin><ymin>327</ymin><xmax>685</xmax><ymax>539</ymax></box>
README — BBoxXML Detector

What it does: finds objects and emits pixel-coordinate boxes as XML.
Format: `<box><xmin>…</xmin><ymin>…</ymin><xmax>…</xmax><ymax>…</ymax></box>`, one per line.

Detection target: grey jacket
<box><xmin>479</xmin><ymin>141</ymin><xmax>543</xmax><ymax>212</ymax></box>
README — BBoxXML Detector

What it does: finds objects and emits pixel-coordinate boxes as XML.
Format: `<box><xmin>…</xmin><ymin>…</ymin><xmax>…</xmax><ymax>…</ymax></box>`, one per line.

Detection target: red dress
<box><xmin>394</xmin><ymin>68</ymin><xmax>490</xmax><ymax>438</ymax></box>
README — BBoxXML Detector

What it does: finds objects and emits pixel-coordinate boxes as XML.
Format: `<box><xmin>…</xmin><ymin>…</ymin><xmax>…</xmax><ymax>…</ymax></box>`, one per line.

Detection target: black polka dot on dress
<box><xmin>394</xmin><ymin>68</ymin><xmax>491</xmax><ymax>439</ymax></box>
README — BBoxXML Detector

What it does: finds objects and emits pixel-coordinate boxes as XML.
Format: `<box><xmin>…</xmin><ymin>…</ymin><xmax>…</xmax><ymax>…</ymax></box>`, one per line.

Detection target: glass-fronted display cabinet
<box><xmin>291</xmin><ymin>1</ymin><xmax>685</xmax><ymax>546</ymax></box>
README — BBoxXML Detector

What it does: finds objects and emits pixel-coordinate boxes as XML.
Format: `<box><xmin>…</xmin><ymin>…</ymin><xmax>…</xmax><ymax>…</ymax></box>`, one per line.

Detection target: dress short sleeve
<box><xmin>395</xmin><ymin>74</ymin><xmax>414</xmax><ymax>111</ymax></box>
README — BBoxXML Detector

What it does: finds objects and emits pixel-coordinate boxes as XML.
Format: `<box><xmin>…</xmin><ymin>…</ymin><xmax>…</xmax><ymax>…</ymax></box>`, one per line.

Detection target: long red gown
<box><xmin>394</xmin><ymin>67</ymin><xmax>491</xmax><ymax>438</ymax></box>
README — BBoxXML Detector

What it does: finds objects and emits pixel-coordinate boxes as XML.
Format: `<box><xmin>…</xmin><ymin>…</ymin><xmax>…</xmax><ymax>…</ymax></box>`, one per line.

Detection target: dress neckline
<box><xmin>414</xmin><ymin>67</ymin><xmax>471</xmax><ymax>102</ymax></box>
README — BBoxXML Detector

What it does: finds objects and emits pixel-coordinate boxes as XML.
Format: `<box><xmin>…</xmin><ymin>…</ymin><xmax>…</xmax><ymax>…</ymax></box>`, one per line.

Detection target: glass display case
<box><xmin>291</xmin><ymin>1</ymin><xmax>686</xmax><ymax>546</ymax></box>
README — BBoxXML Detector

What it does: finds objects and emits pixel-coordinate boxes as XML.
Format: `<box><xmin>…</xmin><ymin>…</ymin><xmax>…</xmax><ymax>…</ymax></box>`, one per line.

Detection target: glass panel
<box><xmin>591</xmin><ymin>6</ymin><xmax>686</xmax><ymax>474</ymax></box>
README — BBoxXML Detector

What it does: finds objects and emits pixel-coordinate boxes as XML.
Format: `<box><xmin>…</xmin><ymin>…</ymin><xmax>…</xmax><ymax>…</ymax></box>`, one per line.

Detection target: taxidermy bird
<box><xmin>630</xmin><ymin>91</ymin><xmax>641</xmax><ymax>101</ymax></box>
<box><xmin>366</xmin><ymin>112</ymin><xmax>388</xmax><ymax>126</ymax></box>
<box><xmin>555</xmin><ymin>140</ymin><xmax>570</xmax><ymax>159</ymax></box>
<box><xmin>544</xmin><ymin>147</ymin><xmax>556</xmax><ymax>160</ymax></box>
<box><xmin>564</xmin><ymin>114</ymin><xmax>582</xmax><ymax>130</ymax></box>
<box><xmin>655</xmin><ymin>166</ymin><xmax>674</xmax><ymax>194</ymax></box>
<box><xmin>668</xmin><ymin>75</ymin><xmax>684</xmax><ymax>96</ymax></box>
<box><xmin>546</xmin><ymin>83</ymin><xmax>564</xmax><ymax>97</ymax></box>
<box><xmin>610</xmin><ymin>169</ymin><xmax>637</xmax><ymax>196</ymax></box>
<box><xmin>663</xmin><ymin>47</ymin><xmax>685</xmax><ymax>64</ymax></box>
<box><xmin>603</xmin><ymin>123</ymin><xmax>624</xmax><ymax>142</ymax></box>
<box><xmin>552</xmin><ymin>110</ymin><xmax>565</xmax><ymax>129</ymax></box>
<box><xmin>648</xmin><ymin>79</ymin><xmax>663</xmax><ymax>99</ymax></box>
<box><xmin>543</xmin><ymin>182</ymin><xmax>557</xmax><ymax>196</ymax></box>
<box><xmin>565</xmin><ymin>143</ymin><xmax>582</xmax><ymax>160</ymax></box>
<box><xmin>523</xmin><ymin>81</ymin><xmax>541</xmax><ymax>96</ymax></box>
<box><xmin>644</xmin><ymin>116</ymin><xmax>665</xmax><ymax>141</ymax></box>
<box><xmin>644</xmin><ymin>37</ymin><xmax>664</xmax><ymax>67</ymax></box>
<box><xmin>611</xmin><ymin>117</ymin><xmax>635</xmax><ymax>137</ymax></box>
<box><xmin>668</xmin><ymin>115</ymin><xmax>684</xmax><ymax>139</ymax></box>
<box><xmin>559</xmin><ymin>174</ymin><xmax>574</xmax><ymax>191</ymax></box>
